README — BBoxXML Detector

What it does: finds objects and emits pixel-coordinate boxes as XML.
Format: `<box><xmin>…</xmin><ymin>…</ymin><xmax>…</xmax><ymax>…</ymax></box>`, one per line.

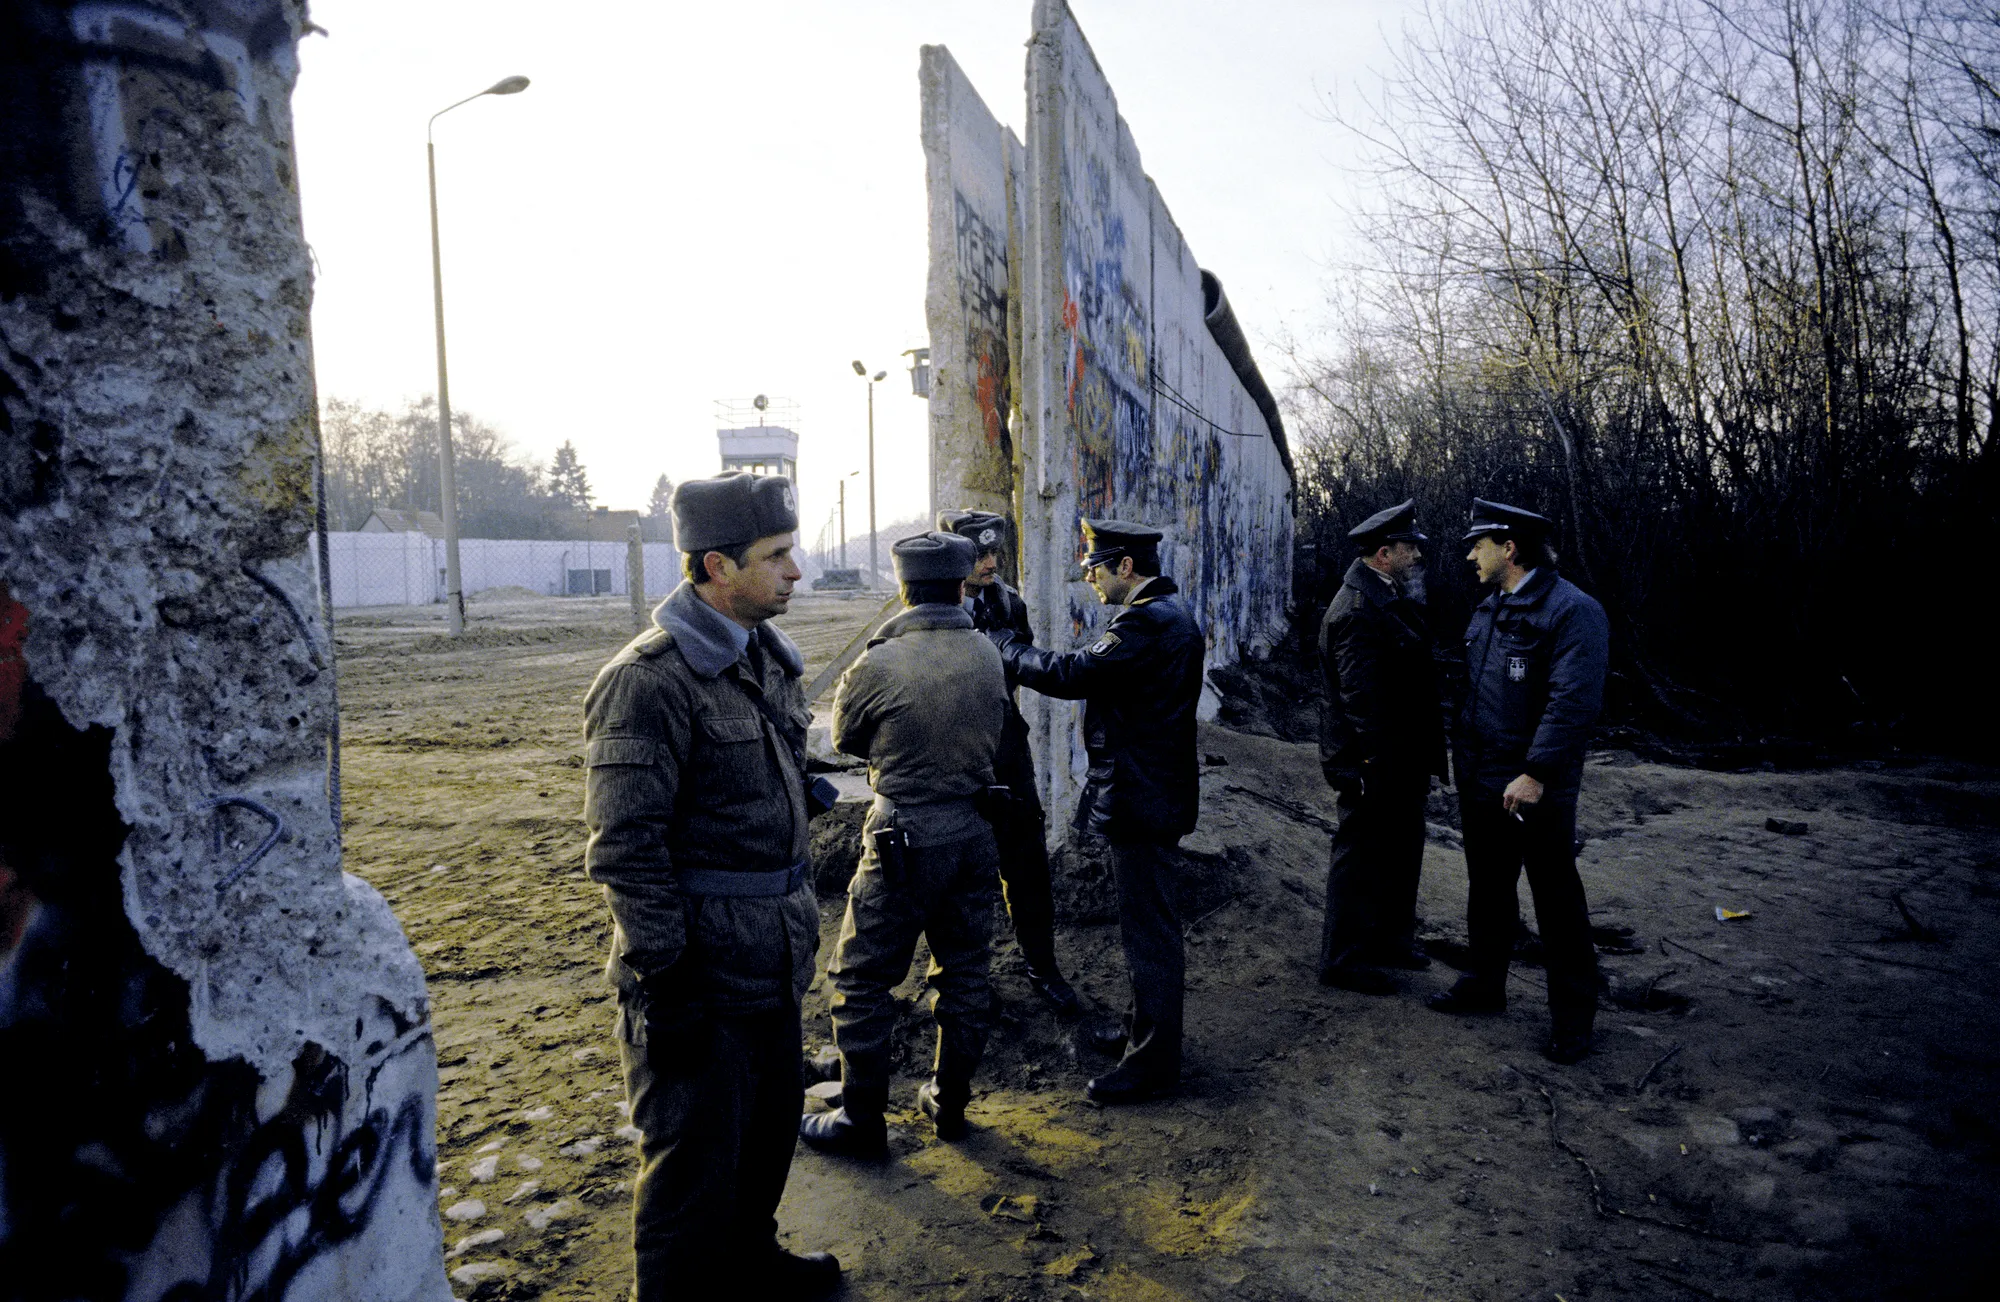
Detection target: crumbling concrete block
<box><xmin>0</xmin><ymin>3</ymin><xmax>448</xmax><ymax>1297</ymax></box>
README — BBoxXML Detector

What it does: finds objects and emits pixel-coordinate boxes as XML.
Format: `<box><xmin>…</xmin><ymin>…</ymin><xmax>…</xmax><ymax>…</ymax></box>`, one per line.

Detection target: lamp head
<box><xmin>873</xmin><ymin>371</ymin><xmax>887</xmax><ymax>381</ymax></box>
<box><xmin>851</xmin><ymin>360</ymin><xmax>867</xmax><ymax>376</ymax></box>
<box><xmin>488</xmin><ymin>76</ymin><xmax>531</xmax><ymax>95</ymax></box>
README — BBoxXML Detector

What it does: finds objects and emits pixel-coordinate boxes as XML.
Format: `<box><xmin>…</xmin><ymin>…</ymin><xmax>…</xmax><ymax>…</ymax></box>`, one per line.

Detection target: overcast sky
<box><xmin>292</xmin><ymin>0</ymin><xmax>1410</xmax><ymax>545</ymax></box>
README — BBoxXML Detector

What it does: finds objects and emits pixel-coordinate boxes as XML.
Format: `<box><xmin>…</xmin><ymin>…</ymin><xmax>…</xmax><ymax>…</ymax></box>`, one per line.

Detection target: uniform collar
<box><xmin>1128</xmin><ymin>575</ymin><xmax>1177</xmax><ymax>605</ymax></box>
<box><xmin>656</xmin><ymin>581</ymin><xmax>802</xmax><ymax>679</ymax></box>
<box><xmin>1343</xmin><ymin>557</ymin><xmax>1398</xmax><ymax>606</ymax></box>
<box><xmin>1485</xmin><ymin>567</ymin><xmax>1555</xmax><ymax>610</ymax></box>
<box><xmin>872</xmin><ymin>603</ymin><xmax>974</xmax><ymax>644</ymax></box>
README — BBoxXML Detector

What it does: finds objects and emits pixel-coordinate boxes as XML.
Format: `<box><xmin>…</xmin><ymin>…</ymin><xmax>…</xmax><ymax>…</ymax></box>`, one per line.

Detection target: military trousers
<box><xmin>994</xmin><ymin>797</ymin><xmax>1062</xmax><ymax>975</ymax></box>
<box><xmin>1458</xmin><ymin>790</ymin><xmax>1598</xmax><ymax>1029</ymax></box>
<box><xmin>618</xmin><ymin>999</ymin><xmax>803</xmax><ymax>1300</ymax></box>
<box><xmin>827</xmin><ymin>826</ymin><xmax>1001</xmax><ymax>1096</ymax></box>
<box><xmin>1319</xmin><ymin>764</ymin><xmax>1431</xmax><ymax>975</ymax></box>
<box><xmin>1107</xmin><ymin>836</ymin><xmax>1184</xmax><ymax>1082</ymax></box>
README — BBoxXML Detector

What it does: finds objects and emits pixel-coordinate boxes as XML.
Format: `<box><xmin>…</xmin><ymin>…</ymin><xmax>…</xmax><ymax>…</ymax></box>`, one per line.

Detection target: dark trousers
<box><xmin>1458</xmin><ymin>791</ymin><xmax>1598</xmax><ymax>1029</ymax></box>
<box><xmin>1108</xmin><ymin>837</ymin><xmax>1184</xmax><ymax>1081</ymax></box>
<box><xmin>619</xmin><ymin>1002</ymin><xmax>802</xmax><ymax>1301</ymax></box>
<box><xmin>995</xmin><ymin>802</ymin><xmax>1061</xmax><ymax>974</ymax></box>
<box><xmin>826</xmin><ymin>828</ymin><xmax>1000</xmax><ymax>1095</ymax></box>
<box><xmin>1319</xmin><ymin>765</ymin><xmax>1430</xmax><ymax>974</ymax></box>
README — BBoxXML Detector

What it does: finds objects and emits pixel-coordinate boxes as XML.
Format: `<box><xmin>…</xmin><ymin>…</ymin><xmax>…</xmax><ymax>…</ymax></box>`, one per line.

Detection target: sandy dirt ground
<box><xmin>334</xmin><ymin>593</ymin><xmax>2000</xmax><ymax>1302</ymax></box>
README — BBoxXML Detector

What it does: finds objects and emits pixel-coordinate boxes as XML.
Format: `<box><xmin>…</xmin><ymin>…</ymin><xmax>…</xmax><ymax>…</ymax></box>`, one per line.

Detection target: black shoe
<box><xmin>759</xmin><ymin>1248</ymin><xmax>842</xmax><ymax>1300</ymax></box>
<box><xmin>1544</xmin><ymin>1024</ymin><xmax>1592</xmax><ymax>1064</ymax></box>
<box><xmin>1028</xmin><ymin>971</ymin><xmax>1084</xmax><ymax>1018</ymax></box>
<box><xmin>1426</xmin><ymin>978</ymin><xmax>1505</xmax><ymax>1015</ymax></box>
<box><xmin>1318</xmin><ymin>966</ymin><xmax>1396</xmax><ymax>996</ymax></box>
<box><xmin>916</xmin><ymin>1079</ymin><xmax>969</xmax><ymax>1141</ymax></box>
<box><xmin>1542</xmin><ymin>1031</ymin><xmax>1593</xmax><ymax>1065</ymax></box>
<box><xmin>1085</xmin><ymin>1060</ymin><xmax>1175</xmax><ymax>1105</ymax></box>
<box><xmin>1082</xmin><ymin>1018</ymin><xmax>1128</xmax><ymax>1057</ymax></box>
<box><xmin>798</xmin><ymin>1106</ymin><xmax>887</xmax><ymax>1158</ymax></box>
<box><xmin>1320</xmin><ymin>968</ymin><xmax>1400</xmax><ymax>1000</ymax></box>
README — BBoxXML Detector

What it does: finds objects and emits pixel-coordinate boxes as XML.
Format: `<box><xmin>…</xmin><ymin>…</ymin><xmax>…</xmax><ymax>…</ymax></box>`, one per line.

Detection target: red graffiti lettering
<box><xmin>1</xmin><ymin>583</ymin><xmax>27</xmax><ymax>746</ymax></box>
<box><xmin>975</xmin><ymin>350</ymin><xmax>1002</xmax><ymax>447</ymax></box>
<box><xmin>1</xmin><ymin>583</ymin><xmax>35</xmax><ymax>955</ymax></box>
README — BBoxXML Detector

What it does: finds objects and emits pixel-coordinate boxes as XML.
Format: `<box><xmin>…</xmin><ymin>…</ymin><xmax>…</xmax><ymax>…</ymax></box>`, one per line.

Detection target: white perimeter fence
<box><xmin>324</xmin><ymin>533</ymin><xmax>688</xmax><ymax>608</ymax></box>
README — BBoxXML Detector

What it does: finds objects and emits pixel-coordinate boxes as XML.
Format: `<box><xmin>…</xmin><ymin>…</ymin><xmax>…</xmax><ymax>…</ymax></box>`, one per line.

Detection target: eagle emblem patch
<box><xmin>1088</xmin><ymin>632</ymin><xmax>1122</xmax><ymax>657</ymax></box>
<box><xmin>1507</xmin><ymin>655</ymin><xmax>1528</xmax><ymax>682</ymax></box>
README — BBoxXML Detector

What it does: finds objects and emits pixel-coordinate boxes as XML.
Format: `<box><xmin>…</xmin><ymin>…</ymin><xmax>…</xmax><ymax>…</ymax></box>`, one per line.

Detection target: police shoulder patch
<box><xmin>1088</xmin><ymin>631</ymin><xmax>1122</xmax><ymax>657</ymax></box>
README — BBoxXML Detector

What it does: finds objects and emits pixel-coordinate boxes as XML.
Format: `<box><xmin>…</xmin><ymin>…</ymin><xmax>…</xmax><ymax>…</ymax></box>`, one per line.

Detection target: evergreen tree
<box><xmin>547</xmin><ymin>441</ymin><xmax>592</xmax><ymax>513</ymax></box>
<box><xmin>643</xmin><ymin>474</ymin><xmax>676</xmax><ymax>542</ymax></box>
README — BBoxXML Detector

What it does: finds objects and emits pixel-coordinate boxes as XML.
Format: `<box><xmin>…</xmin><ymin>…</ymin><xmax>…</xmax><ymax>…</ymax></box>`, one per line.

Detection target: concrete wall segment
<box><xmin>921</xmin><ymin>45</ymin><xmax>1018</xmax><ymax>525</ymax></box>
<box><xmin>1</xmin><ymin>3</ymin><xmax>448</xmax><ymax>1296</ymax></box>
<box><xmin>935</xmin><ymin>0</ymin><xmax>1294</xmax><ymax>831</ymax></box>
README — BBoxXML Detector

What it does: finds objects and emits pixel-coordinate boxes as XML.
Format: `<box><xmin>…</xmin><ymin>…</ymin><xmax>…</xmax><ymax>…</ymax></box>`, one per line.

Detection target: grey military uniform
<box><xmin>824</xmin><ymin>604</ymin><xmax>1009</xmax><ymax>1105</ymax></box>
<box><xmin>584</xmin><ymin>581</ymin><xmax>819</xmax><ymax>1296</ymax></box>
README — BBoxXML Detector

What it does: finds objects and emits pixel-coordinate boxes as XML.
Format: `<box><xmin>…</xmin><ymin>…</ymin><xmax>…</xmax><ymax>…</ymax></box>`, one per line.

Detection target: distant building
<box><xmin>573</xmin><ymin>506</ymin><xmax>643</xmax><ymax>542</ymax></box>
<box><xmin>360</xmin><ymin>506</ymin><xmax>444</xmax><ymax>538</ymax></box>
<box><xmin>718</xmin><ymin>426</ymin><xmax>798</xmax><ymax>483</ymax></box>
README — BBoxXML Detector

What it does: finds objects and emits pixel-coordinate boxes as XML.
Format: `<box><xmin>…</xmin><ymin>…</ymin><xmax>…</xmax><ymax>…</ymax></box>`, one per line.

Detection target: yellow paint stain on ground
<box><xmin>979</xmin><ymin>1103</ymin><xmax>1105</xmax><ymax>1172</ymax></box>
<box><xmin>1132</xmin><ymin>1181</ymin><xmax>1258</xmax><ymax>1257</ymax></box>
<box><xmin>900</xmin><ymin>1141</ymin><xmax>1000</xmax><ymax>1200</ymax></box>
<box><xmin>1095</xmin><ymin>1263</ymin><xmax>1195</xmax><ymax>1302</ymax></box>
<box><xmin>1042</xmin><ymin>1245</ymin><xmax>1099</xmax><ymax>1277</ymax></box>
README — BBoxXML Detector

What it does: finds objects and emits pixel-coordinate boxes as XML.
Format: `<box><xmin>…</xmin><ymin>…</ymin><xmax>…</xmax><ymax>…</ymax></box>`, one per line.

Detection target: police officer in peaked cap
<box><xmin>986</xmin><ymin>518</ymin><xmax>1206</xmax><ymax>1104</ymax></box>
<box><xmin>1317</xmin><ymin>500</ymin><xmax>1449</xmax><ymax>996</ymax></box>
<box><xmin>938</xmin><ymin>507</ymin><xmax>1084</xmax><ymax>1017</ymax></box>
<box><xmin>582</xmin><ymin>471</ymin><xmax>840</xmax><ymax>1299</ymax></box>
<box><xmin>1429</xmin><ymin>498</ymin><xmax>1609</xmax><ymax>1065</ymax></box>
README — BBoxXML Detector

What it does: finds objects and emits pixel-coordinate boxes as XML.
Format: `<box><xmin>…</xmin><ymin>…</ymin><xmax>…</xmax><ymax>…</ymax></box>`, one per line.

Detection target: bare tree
<box><xmin>1294</xmin><ymin>0</ymin><xmax>1996</xmax><ymax>741</ymax></box>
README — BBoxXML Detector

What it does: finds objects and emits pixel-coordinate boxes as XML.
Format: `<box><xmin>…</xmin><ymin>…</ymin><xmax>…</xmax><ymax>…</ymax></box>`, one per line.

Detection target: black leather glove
<box><xmin>638</xmin><ymin>952</ymin><xmax>711</xmax><ymax>1067</ymax></box>
<box><xmin>1322</xmin><ymin>761</ymin><xmax>1364</xmax><ymax>800</ymax></box>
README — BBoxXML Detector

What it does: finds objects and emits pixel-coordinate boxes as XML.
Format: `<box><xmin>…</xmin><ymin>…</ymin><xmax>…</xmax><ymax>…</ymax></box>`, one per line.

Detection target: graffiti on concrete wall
<box><xmin>3</xmin><ymin>5</ymin><xmax>452</xmax><ymax>1297</ymax></box>
<box><xmin>1040</xmin><ymin>5</ymin><xmax>1290</xmax><ymax>680</ymax></box>
<box><xmin>955</xmin><ymin>190</ymin><xmax>1012</xmax><ymax>459</ymax></box>
<box><xmin>923</xmin><ymin>0</ymin><xmax>1294</xmax><ymax>829</ymax></box>
<box><xmin>1</xmin><ymin>585</ymin><xmax>441</xmax><ymax>1300</ymax></box>
<box><xmin>923</xmin><ymin>45</ymin><xmax>1021</xmax><ymax>518</ymax></box>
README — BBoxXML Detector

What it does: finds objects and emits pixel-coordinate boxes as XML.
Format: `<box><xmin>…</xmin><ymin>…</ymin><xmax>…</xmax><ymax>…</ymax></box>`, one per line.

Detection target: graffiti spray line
<box><xmin>1149</xmin><ymin>373</ymin><xmax>1263</xmax><ymax>440</ymax></box>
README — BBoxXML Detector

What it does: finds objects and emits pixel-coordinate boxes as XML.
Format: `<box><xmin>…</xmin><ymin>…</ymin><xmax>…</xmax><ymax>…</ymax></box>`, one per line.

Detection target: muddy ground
<box><xmin>334</xmin><ymin>593</ymin><xmax>2000</xmax><ymax>1301</ymax></box>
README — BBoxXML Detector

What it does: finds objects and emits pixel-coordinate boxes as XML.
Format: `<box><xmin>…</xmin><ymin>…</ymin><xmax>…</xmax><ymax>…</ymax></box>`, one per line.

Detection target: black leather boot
<box><xmin>755</xmin><ymin>1247</ymin><xmax>842</xmax><ymax>1300</ymax></box>
<box><xmin>799</xmin><ymin>1084</ymin><xmax>888</xmax><ymax>1158</ymax></box>
<box><xmin>920</xmin><ymin>1028</ymin><xmax>983</xmax><ymax>1141</ymax></box>
<box><xmin>1426</xmin><ymin>976</ymin><xmax>1506</xmax><ymax>1015</ymax></box>
<box><xmin>917</xmin><ymin>1078</ymin><xmax>969</xmax><ymax>1141</ymax></box>
<box><xmin>1543</xmin><ymin>1010</ymin><xmax>1595</xmax><ymax>1064</ymax></box>
<box><xmin>1020</xmin><ymin>937</ymin><xmax>1083</xmax><ymax>1017</ymax></box>
<box><xmin>1085</xmin><ymin>1056</ymin><xmax>1175</xmax><ymax>1105</ymax></box>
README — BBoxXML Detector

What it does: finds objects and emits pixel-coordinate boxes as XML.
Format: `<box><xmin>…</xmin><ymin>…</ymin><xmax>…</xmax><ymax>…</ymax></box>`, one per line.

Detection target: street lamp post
<box><xmin>852</xmin><ymin>361</ymin><xmax>887</xmax><ymax>589</ymax></box>
<box><xmin>428</xmin><ymin>74</ymin><xmax>529</xmax><ymax>635</ymax></box>
<box><xmin>838</xmin><ymin>470</ymin><xmax>858</xmax><ymax>569</ymax></box>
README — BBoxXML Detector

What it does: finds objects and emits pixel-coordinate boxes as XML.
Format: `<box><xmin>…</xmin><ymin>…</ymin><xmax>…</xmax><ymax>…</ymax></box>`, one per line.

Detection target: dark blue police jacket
<box><xmin>1456</xmin><ymin>568</ymin><xmax>1609</xmax><ymax>802</ymax></box>
<box><xmin>998</xmin><ymin>576</ymin><xmax>1206</xmax><ymax>842</ymax></box>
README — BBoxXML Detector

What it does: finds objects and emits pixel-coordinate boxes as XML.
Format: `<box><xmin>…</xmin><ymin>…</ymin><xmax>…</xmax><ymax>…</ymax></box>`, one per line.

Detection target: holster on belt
<box><xmin>869</xmin><ymin>826</ymin><xmax>909</xmax><ymax>888</ymax></box>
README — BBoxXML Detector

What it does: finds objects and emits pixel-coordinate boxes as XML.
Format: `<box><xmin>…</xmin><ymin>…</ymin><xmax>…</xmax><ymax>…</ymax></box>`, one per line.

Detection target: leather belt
<box><xmin>674</xmin><ymin>861</ymin><xmax>810</xmax><ymax>897</ymax></box>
